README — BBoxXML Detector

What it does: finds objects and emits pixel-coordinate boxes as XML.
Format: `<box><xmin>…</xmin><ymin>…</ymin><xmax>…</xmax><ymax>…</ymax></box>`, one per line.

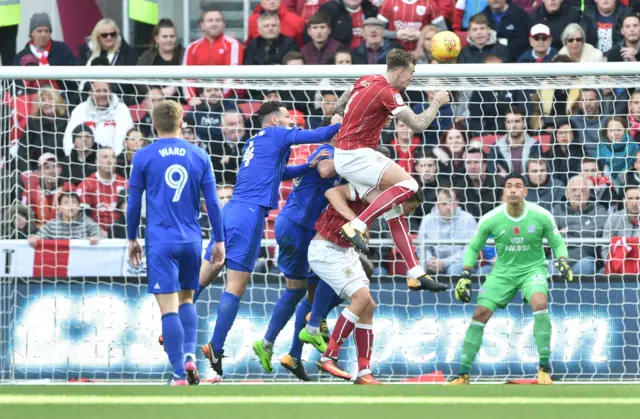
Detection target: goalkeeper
<box><xmin>448</xmin><ymin>173</ymin><xmax>573</xmax><ymax>385</ymax></box>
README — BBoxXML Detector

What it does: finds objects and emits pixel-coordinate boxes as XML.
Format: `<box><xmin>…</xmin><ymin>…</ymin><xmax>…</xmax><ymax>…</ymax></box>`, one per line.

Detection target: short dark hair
<box><xmin>623</xmin><ymin>13</ymin><xmax>640</xmax><ymax>26</ymax></box>
<box><xmin>437</xmin><ymin>187</ymin><xmax>457</xmax><ymax>201</ymax></box>
<box><xmin>57</xmin><ymin>191</ymin><xmax>80</xmax><ymax>206</ymax></box>
<box><xmin>307</xmin><ymin>11</ymin><xmax>330</xmax><ymax>27</ymax></box>
<box><xmin>527</xmin><ymin>158</ymin><xmax>548</xmax><ymax>171</ymax></box>
<box><xmin>201</xmin><ymin>7</ymin><xmax>224</xmax><ymax>21</ymax></box>
<box><xmin>552</xmin><ymin>54</ymin><xmax>574</xmax><ymax>63</ymax></box>
<box><xmin>283</xmin><ymin>51</ymin><xmax>304</xmax><ymax>65</ymax></box>
<box><xmin>333</xmin><ymin>47</ymin><xmax>352</xmax><ymax>63</ymax></box>
<box><xmin>257</xmin><ymin>101</ymin><xmax>286</xmax><ymax>125</ymax></box>
<box><xmin>469</xmin><ymin>13</ymin><xmax>489</xmax><ymax>27</ymax></box>
<box><xmin>625</xmin><ymin>185</ymin><xmax>640</xmax><ymax>197</ymax></box>
<box><xmin>386</xmin><ymin>48</ymin><xmax>416</xmax><ymax>70</ymax></box>
<box><xmin>506</xmin><ymin>105</ymin><xmax>526</xmax><ymax>118</ymax></box>
<box><xmin>504</xmin><ymin>173</ymin><xmax>527</xmax><ymax>185</ymax></box>
<box><xmin>465</xmin><ymin>146</ymin><xmax>485</xmax><ymax>159</ymax></box>
<box><xmin>321</xmin><ymin>90</ymin><xmax>339</xmax><ymax>98</ymax></box>
<box><xmin>581</xmin><ymin>157</ymin><xmax>599</xmax><ymax>169</ymax></box>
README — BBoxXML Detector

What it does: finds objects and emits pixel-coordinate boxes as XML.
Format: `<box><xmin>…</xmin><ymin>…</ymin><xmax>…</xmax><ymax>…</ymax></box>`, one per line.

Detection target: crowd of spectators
<box><xmin>4</xmin><ymin>0</ymin><xmax>640</xmax><ymax>276</ymax></box>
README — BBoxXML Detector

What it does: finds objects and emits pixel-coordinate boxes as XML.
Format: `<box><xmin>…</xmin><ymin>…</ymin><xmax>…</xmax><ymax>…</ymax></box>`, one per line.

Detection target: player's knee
<box><xmin>395</xmin><ymin>177</ymin><xmax>419</xmax><ymax>193</ymax></box>
<box><xmin>179</xmin><ymin>289</ymin><xmax>194</xmax><ymax>305</ymax></box>
<box><xmin>285</xmin><ymin>278</ymin><xmax>307</xmax><ymax>290</ymax></box>
<box><xmin>471</xmin><ymin>306</ymin><xmax>493</xmax><ymax>324</ymax></box>
<box><xmin>530</xmin><ymin>293</ymin><xmax>548</xmax><ymax>312</ymax></box>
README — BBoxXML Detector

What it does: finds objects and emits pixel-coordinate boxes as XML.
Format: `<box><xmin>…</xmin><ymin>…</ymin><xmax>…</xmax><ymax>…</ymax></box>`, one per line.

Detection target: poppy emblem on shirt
<box><xmin>416</xmin><ymin>6</ymin><xmax>426</xmax><ymax>15</ymax></box>
<box><xmin>513</xmin><ymin>226</ymin><xmax>520</xmax><ymax>235</ymax></box>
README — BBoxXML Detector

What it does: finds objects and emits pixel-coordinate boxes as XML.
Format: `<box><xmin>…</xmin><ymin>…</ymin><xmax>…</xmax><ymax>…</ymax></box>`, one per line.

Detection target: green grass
<box><xmin>1</xmin><ymin>384</ymin><xmax>639</xmax><ymax>419</ymax></box>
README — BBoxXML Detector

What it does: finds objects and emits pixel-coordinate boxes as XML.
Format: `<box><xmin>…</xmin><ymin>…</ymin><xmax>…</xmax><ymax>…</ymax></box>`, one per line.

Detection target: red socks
<box><xmin>387</xmin><ymin>215</ymin><xmax>420</xmax><ymax>271</ymax></box>
<box><xmin>323</xmin><ymin>309</ymin><xmax>358</xmax><ymax>358</ymax></box>
<box><xmin>358</xmin><ymin>185</ymin><xmax>415</xmax><ymax>226</ymax></box>
<box><xmin>354</xmin><ymin>325</ymin><xmax>374</xmax><ymax>373</ymax></box>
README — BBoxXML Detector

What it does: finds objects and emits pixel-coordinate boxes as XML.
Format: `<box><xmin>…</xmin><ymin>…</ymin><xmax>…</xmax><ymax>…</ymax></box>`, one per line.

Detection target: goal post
<box><xmin>1</xmin><ymin>63</ymin><xmax>640</xmax><ymax>383</ymax></box>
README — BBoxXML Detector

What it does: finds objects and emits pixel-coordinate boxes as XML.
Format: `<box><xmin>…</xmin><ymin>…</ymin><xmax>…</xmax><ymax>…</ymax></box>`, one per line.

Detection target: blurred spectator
<box><xmin>390</xmin><ymin>120</ymin><xmax>421</xmax><ymax>173</ymax></box>
<box><xmin>412</xmin><ymin>90</ymin><xmax>455</xmax><ymax>145</ymax></box>
<box><xmin>530</xmin><ymin>0</ymin><xmax>597</xmax><ymax>51</ymax></box>
<box><xmin>21</xmin><ymin>153</ymin><xmax>66</xmax><ymax>224</ymax></box>
<box><xmin>217</xmin><ymin>184</ymin><xmax>235</xmax><ymax>207</ymax></box>
<box><xmin>333</xmin><ymin>47</ymin><xmax>354</xmax><ymax>63</ymax></box>
<box><xmin>410</xmin><ymin>149</ymin><xmax>444</xmax><ymax>229</ymax></box>
<box><xmin>584</xmin><ymin>0</ymin><xmax>630</xmax><ymax>53</ymax></box>
<box><xmin>553</xmin><ymin>175</ymin><xmax>608</xmax><ymax>275</ymax></box>
<box><xmin>244</xmin><ymin>14</ymin><xmax>299</xmax><ymax>65</ymax></box>
<box><xmin>601</xmin><ymin>185</ymin><xmax>640</xmax><ymax>261</ymax></box>
<box><xmin>319</xmin><ymin>0</ymin><xmax>378</xmax><ymax>48</ymax></box>
<box><xmin>540</xmin><ymin>119</ymin><xmax>585</xmax><ymax>184</ymax></box>
<box><xmin>248</xmin><ymin>0</ymin><xmax>307</xmax><ymax>46</ymax></box>
<box><xmin>183</xmin><ymin>9</ymin><xmax>243</xmax><ymax>105</ymax></box>
<box><xmin>457</xmin><ymin>14</ymin><xmax>511</xmax><ymax>63</ymax></box>
<box><xmin>210</xmin><ymin>111</ymin><xmax>248</xmax><ymax>185</ymax></box>
<box><xmin>624</xmin><ymin>150</ymin><xmax>640</xmax><ymax>186</ymax></box>
<box><xmin>597</xmin><ymin>116</ymin><xmax>639</xmax><ymax>187</ymax></box>
<box><xmin>284</xmin><ymin>0</ymin><xmax>330</xmax><ymax>20</ymax></box>
<box><xmin>453</xmin><ymin>0</ymin><xmax>489</xmax><ymax>30</ymax></box>
<box><xmin>76</xmin><ymin>146</ymin><xmax>127</xmax><ymax>236</ymax></box>
<box><xmin>280</xmin><ymin>52</ymin><xmax>318</xmax><ymax>114</ymax></box>
<box><xmin>454</xmin><ymin>146</ymin><xmax>504</xmax><ymax>218</ymax></box>
<box><xmin>301</xmin><ymin>12</ymin><xmax>342</xmax><ymax>64</ymax></box>
<box><xmin>525</xmin><ymin>158</ymin><xmax>565</xmax><ymax>212</ymax></box>
<box><xmin>77</xmin><ymin>19</ymin><xmax>138</xmax><ymax>67</ymax></box>
<box><xmin>481</xmin><ymin>0</ymin><xmax>531</xmax><ymax>61</ymax></box>
<box><xmin>352</xmin><ymin>17</ymin><xmax>401</xmax><ymax>64</ymax></box>
<box><xmin>63</xmin><ymin>82</ymin><xmax>134</xmax><ymax>156</ymax></box>
<box><xmin>310</xmin><ymin>91</ymin><xmax>338</xmax><ymax>128</ymax></box>
<box><xmin>570</xmin><ymin>88</ymin><xmax>608</xmax><ymax>157</ymax></box>
<box><xmin>377</xmin><ymin>0</ymin><xmax>446</xmax><ymax>51</ymax></box>
<box><xmin>414</xmin><ymin>25</ymin><xmax>441</xmax><ymax>63</ymax></box>
<box><xmin>419</xmin><ymin>187</ymin><xmax>487</xmax><ymax>276</ymax></box>
<box><xmin>607</xmin><ymin>13</ymin><xmax>640</xmax><ymax>61</ymax></box>
<box><xmin>13</xmin><ymin>13</ymin><xmax>75</xmax><ymax>66</ymax></box>
<box><xmin>558</xmin><ymin>23</ymin><xmax>604</xmax><ymax>62</ymax></box>
<box><xmin>3</xmin><ymin>203</ymin><xmax>38</xmax><ymax>239</ymax></box>
<box><xmin>116</xmin><ymin>128</ymin><xmax>145</xmax><ymax>180</ymax></box>
<box><xmin>582</xmin><ymin>156</ymin><xmax>619</xmax><ymax>211</ymax></box>
<box><xmin>137</xmin><ymin>86</ymin><xmax>164</xmax><ymax>139</ymax></box>
<box><xmin>518</xmin><ymin>23</ymin><xmax>558</xmax><ymax>62</ymax></box>
<box><xmin>181</xmin><ymin>121</ymin><xmax>202</xmax><ymax>148</ymax></box>
<box><xmin>64</xmin><ymin>123</ymin><xmax>97</xmax><ymax>185</ymax></box>
<box><xmin>31</xmin><ymin>191</ymin><xmax>100</xmax><ymax>243</ymax></box>
<box><xmin>16</xmin><ymin>86</ymin><xmax>68</xmax><ymax>172</ymax></box>
<box><xmin>137</xmin><ymin>19</ymin><xmax>185</xmax><ymax>65</ymax></box>
<box><xmin>629</xmin><ymin>89</ymin><xmax>640</xmax><ymax>140</ymax></box>
<box><xmin>185</xmin><ymin>87</ymin><xmax>237</xmax><ymax>147</ymax></box>
<box><xmin>487</xmin><ymin>107</ymin><xmax>539</xmax><ymax>176</ymax></box>
<box><xmin>110</xmin><ymin>188</ymin><xmax>145</xmax><ymax>239</ymax></box>
<box><xmin>436</xmin><ymin>127</ymin><xmax>468</xmax><ymax>178</ymax></box>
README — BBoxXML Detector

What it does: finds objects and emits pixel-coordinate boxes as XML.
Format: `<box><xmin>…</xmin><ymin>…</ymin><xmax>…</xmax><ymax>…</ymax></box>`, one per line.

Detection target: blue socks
<box><xmin>264</xmin><ymin>287</ymin><xmax>306</xmax><ymax>345</ymax></box>
<box><xmin>309</xmin><ymin>280</ymin><xmax>343</xmax><ymax>328</ymax></box>
<box><xmin>162</xmin><ymin>312</ymin><xmax>186</xmax><ymax>377</ymax></box>
<box><xmin>211</xmin><ymin>291</ymin><xmax>241</xmax><ymax>353</ymax></box>
<box><xmin>178</xmin><ymin>303</ymin><xmax>197</xmax><ymax>362</ymax></box>
<box><xmin>289</xmin><ymin>298</ymin><xmax>312</xmax><ymax>360</ymax></box>
<box><xmin>193</xmin><ymin>283</ymin><xmax>205</xmax><ymax>303</ymax></box>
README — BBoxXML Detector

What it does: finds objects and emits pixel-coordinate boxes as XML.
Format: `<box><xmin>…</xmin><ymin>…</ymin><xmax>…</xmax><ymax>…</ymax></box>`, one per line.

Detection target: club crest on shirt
<box><xmin>528</xmin><ymin>225</ymin><xmax>536</xmax><ymax>233</ymax></box>
<box><xmin>344</xmin><ymin>267</ymin><xmax>354</xmax><ymax>277</ymax></box>
<box><xmin>416</xmin><ymin>6</ymin><xmax>426</xmax><ymax>15</ymax></box>
<box><xmin>513</xmin><ymin>226</ymin><xmax>520</xmax><ymax>235</ymax></box>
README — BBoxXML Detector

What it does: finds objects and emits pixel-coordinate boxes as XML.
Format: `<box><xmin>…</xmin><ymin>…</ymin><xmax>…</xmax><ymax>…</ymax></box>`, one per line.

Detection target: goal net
<box><xmin>0</xmin><ymin>63</ymin><xmax>639</xmax><ymax>383</ymax></box>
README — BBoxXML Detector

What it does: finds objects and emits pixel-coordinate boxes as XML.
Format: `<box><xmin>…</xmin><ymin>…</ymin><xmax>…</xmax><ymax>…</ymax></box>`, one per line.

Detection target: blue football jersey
<box><xmin>232</xmin><ymin>125</ymin><xmax>340</xmax><ymax>209</ymax></box>
<box><xmin>129</xmin><ymin>138</ymin><xmax>216</xmax><ymax>244</ymax></box>
<box><xmin>280</xmin><ymin>144</ymin><xmax>342</xmax><ymax>230</ymax></box>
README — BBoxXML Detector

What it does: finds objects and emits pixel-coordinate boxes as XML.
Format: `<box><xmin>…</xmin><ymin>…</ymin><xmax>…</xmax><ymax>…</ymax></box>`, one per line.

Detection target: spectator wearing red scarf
<box><xmin>390</xmin><ymin>119</ymin><xmax>421</xmax><ymax>174</ymax></box>
<box><xmin>13</xmin><ymin>13</ymin><xmax>75</xmax><ymax>67</ymax></box>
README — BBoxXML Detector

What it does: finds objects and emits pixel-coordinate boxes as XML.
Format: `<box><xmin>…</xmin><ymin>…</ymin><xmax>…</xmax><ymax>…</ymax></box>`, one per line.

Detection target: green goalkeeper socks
<box><xmin>459</xmin><ymin>321</ymin><xmax>486</xmax><ymax>374</ymax></box>
<box><xmin>534</xmin><ymin>309</ymin><xmax>552</xmax><ymax>369</ymax></box>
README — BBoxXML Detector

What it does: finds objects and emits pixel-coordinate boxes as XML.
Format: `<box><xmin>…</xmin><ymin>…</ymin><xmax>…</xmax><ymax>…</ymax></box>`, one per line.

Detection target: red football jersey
<box><xmin>378</xmin><ymin>0</ymin><xmax>444</xmax><ymax>50</ymax></box>
<box><xmin>315</xmin><ymin>189</ymin><xmax>368</xmax><ymax>248</ymax></box>
<box><xmin>350</xmin><ymin>9</ymin><xmax>365</xmax><ymax>49</ymax></box>
<box><xmin>336</xmin><ymin>75</ymin><xmax>407</xmax><ymax>151</ymax></box>
<box><xmin>77</xmin><ymin>173</ymin><xmax>127</xmax><ymax>229</ymax></box>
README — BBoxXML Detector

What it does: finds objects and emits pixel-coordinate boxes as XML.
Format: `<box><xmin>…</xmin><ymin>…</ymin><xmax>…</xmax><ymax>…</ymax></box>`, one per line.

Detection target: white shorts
<box><xmin>307</xmin><ymin>240</ymin><xmax>370</xmax><ymax>299</ymax></box>
<box><xmin>334</xmin><ymin>148</ymin><xmax>393</xmax><ymax>200</ymax></box>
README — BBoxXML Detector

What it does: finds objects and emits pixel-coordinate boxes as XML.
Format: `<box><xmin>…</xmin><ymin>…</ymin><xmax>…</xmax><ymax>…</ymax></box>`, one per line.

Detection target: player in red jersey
<box><xmin>332</xmin><ymin>48</ymin><xmax>449</xmax><ymax>293</ymax></box>
<box><xmin>377</xmin><ymin>0</ymin><xmax>446</xmax><ymax>51</ymax></box>
<box><xmin>307</xmin><ymin>182</ymin><xmax>423</xmax><ymax>384</ymax></box>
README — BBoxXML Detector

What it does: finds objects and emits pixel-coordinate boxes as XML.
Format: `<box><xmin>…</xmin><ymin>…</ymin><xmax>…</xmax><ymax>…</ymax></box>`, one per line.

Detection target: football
<box><xmin>430</xmin><ymin>31</ymin><xmax>461</xmax><ymax>62</ymax></box>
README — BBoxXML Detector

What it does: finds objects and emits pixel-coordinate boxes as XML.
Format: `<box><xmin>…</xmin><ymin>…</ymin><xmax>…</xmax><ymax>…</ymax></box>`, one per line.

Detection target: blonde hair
<box><xmin>153</xmin><ymin>100</ymin><xmax>184</xmax><ymax>134</ymax></box>
<box><xmin>90</xmin><ymin>19</ymin><xmax>122</xmax><ymax>58</ymax></box>
<box><xmin>34</xmin><ymin>85</ymin><xmax>67</xmax><ymax>118</ymax></box>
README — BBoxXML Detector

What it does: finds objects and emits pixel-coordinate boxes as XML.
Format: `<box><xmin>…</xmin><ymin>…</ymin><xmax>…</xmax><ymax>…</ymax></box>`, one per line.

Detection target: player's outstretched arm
<box><xmin>333</xmin><ymin>87</ymin><xmax>353</xmax><ymax>116</ymax></box>
<box><xmin>325</xmin><ymin>185</ymin><xmax>359</xmax><ymax>221</ymax></box>
<box><xmin>285</xmin><ymin>122</ymin><xmax>342</xmax><ymax>146</ymax></box>
<box><xmin>394</xmin><ymin>91</ymin><xmax>449</xmax><ymax>132</ymax></box>
<box><xmin>282</xmin><ymin>150</ymin><xmax>332</xmax><ymax>180</ymax></box>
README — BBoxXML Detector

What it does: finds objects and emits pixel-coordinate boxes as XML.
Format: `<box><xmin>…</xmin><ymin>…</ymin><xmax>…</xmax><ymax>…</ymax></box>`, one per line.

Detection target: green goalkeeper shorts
<box><xmin>477</xmin><ymin>268</ymin><xmax>549</xmax><ymax>312</ymax></box>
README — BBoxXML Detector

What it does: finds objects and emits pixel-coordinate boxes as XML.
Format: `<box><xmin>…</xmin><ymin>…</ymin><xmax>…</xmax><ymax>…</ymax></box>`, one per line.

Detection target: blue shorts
<box><xmin>204</xmin><ymin>200</ymin><xmax>268</xmax><ymax>272</ymax></box>
<box><xmin>275</xmin><ymin>215</ymin><xmax>318</xmax><ymax>282</ymax></box>
<box><xmin>146</xmin><ymin>242</ymin><xmax>202</xmax><ymax>294</ymax></box>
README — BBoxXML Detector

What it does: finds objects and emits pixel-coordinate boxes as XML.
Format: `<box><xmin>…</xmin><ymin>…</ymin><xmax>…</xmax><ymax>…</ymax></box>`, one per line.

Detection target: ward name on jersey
<box><xmin>462</xmin><ymin>202</ymin><xmax>569</xmax><ymax>276</ymax></box>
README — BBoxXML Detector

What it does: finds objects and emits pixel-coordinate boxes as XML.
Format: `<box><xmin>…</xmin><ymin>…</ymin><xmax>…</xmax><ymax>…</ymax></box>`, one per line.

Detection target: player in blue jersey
<box><xmin>201</xmin><ymin>101</ymin><xmax>343</xmax><ymax>376</ymax></box>
<box><xmin>127</xmin><ymin>100</ymin><xmax>225</xmax><ymax>386</ymax></box>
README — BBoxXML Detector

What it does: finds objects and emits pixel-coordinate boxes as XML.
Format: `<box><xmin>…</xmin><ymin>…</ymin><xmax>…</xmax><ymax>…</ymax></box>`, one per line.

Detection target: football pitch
<box><xmin>1</xmin><ymin>384</ymin><xmax>639</xmax><ymax>419</ymax></box>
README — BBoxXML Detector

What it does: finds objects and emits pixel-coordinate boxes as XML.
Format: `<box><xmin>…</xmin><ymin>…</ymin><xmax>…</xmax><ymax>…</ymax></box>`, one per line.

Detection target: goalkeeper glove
<box><xmin>455</xmin><ymin>270</ymin><xmax>472</xmax><ymax>303</ymax></box>
<box><xmin>554</xmin><ymin>257</ymin><xmax>574</xmax><ymax>281</ymax></box>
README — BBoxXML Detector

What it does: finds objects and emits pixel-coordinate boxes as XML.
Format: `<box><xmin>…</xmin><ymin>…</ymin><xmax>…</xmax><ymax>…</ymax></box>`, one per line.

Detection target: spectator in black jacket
<box><xmin>115</xmin><ymin>128</ymin><xmax>145</xmax><ymax>181</ymax></box>
<box><xmin>351</xmin><ymin>18</ymin><xmax>401</xmax><ymax>64</ymax></box>
<box><xmin>458</xmin><ymin>14</ymin><xmax>511</xmax><ymax>63</ymax></box>
<box><xmin>607</xmin><ymin>13</ymin><xmax>640</xmax><ymax>61</ymax></box>
<box><xmin>530</xmin><ymin>0</ymin><xmax>598</xmax><ymax>50</ymax></box>
<box><xmin>517</xmin><ymin>23</ymin><xmax>558</xmax><ymax>62</ymax></box>
<box><xmin>319</xmin><ymin>0</ymin><xmax>378</xmax><ymax>48</ymax></box>
<box><xmin>13</xmin><ymin>13</ymin><xmax>76</xmax><ymax>66</ymax></box>
<box><xmin>210</xmin><ymin>111</ymin><xmax>248</xmax><ymax>185</ymax></box>
<box><xmin>244</xmin><ymin>14</ymin><xmax>299</xmax><ymax>65</ymax></box>
<box><xmin>584</xmin><ymin>0</ymin><xmax>630</xmax><ymax>53</ymax></box>
<box><xmin>185</xmin><ymin>87</ymin><xmax>237</xmax><ymax>147</ymax></box>
<box><xmin>481</xmin><ymin>0</ymin><xmax>532</xmax><ymax>61</ymax></box>
<box><xmin>61</xmin><ymin>124</ymin><xmax>97</xmax><ymax>186</ymax></box>
<box><xmin>76</xmin><ymin>19</ymin><xmax>139</xmax><ymax>67</ymax></box>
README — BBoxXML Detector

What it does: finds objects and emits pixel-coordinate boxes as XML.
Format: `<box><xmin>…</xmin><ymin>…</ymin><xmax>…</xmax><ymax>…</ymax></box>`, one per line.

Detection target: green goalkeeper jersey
<box><xmin>462</xmin><ymin>202</ymin><xmax>568</xmax><ymax>277</ymax></box>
